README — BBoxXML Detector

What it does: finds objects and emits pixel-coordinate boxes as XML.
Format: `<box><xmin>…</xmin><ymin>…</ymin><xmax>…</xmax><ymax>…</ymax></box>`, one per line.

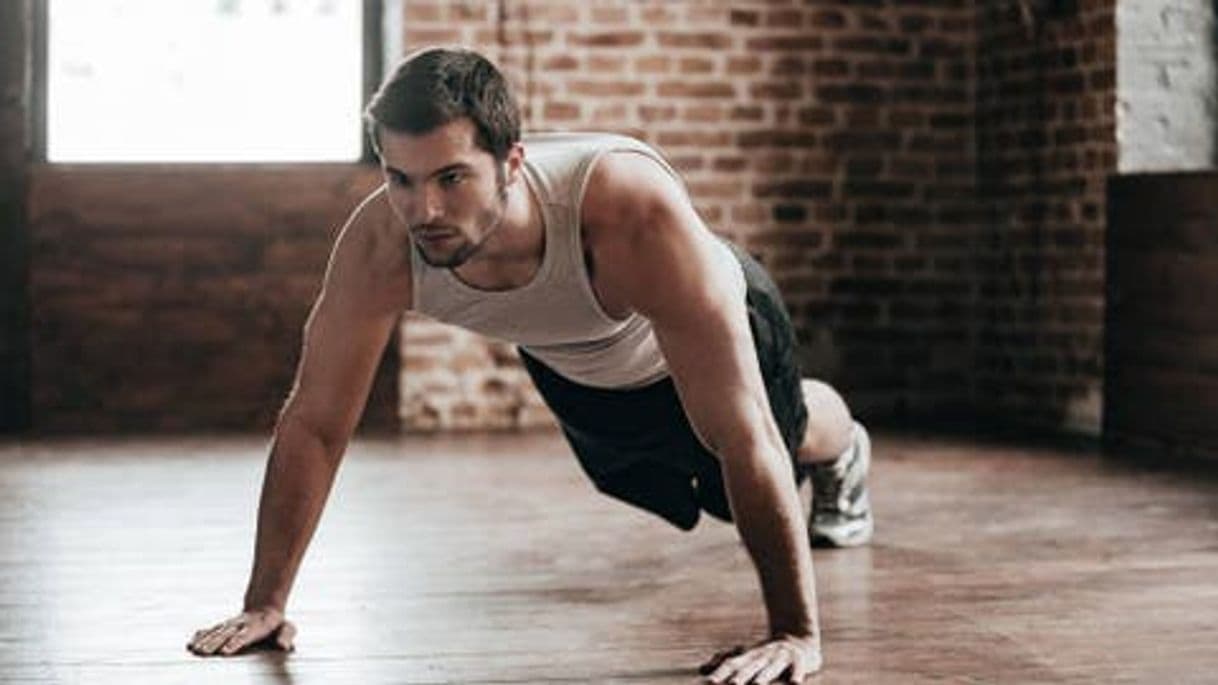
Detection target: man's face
<box><xmin>377</xmin><ymin>118</ymin><xmax>514</xmax><ymax>269</ymax></box>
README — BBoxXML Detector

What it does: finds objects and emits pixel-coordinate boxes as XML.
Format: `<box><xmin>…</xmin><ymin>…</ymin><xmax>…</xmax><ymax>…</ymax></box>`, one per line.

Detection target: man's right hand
<box><xmin>186</xmin><ymin>607</ymin><xmax>296</xmax><ymax>657</ymax></box>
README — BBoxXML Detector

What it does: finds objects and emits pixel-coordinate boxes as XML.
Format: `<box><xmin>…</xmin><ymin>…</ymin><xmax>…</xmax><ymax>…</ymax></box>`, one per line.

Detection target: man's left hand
<box><xmin>699</xmin><ymin>634</ymin><xmax>823</xmax><ymax>684</ymax></box>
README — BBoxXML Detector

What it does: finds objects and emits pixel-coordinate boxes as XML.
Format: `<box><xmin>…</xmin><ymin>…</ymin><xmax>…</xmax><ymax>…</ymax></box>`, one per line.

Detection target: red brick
<box><xmin>472</xmin><ymin>28</ymin><xmax>554</xmax><ymax>45</ymax></box>
<box><xmin>750</xmin><ymin>81</ymin><xmax>802</xmax><ymax>100</ymax></box>
<box><xmin>590</xmin><ymin>6</ymin><xmax>629</xmax><ymax>23</ymax></box>
<box><xmin>568</xmin><ymin>80</ymin><xmax>646</xmax><ymax>97</ymax></box>
<box><xmin>640</xmin><ymin>4</ymin><xmax>679</xmax><ymax>23</ymax></box>
<box><xmin>747</xmin><ymin>35</ymin><xmax>823</xmax><ymax>51</ymax></box>
<box><xmin>404</xmin><ymin>2</ymin><xmax>442</xmax><ymax>22</ymax></box>
<box><xmin>730</xmin><ymin>9</ymin><xmax>760</xmax><ymax>27</ymax></box>
<box><xmin>682</xmin><ymin>105</ymin><xmax>724</xmax><ymax>123</ymax></box>
<box><xmin>587</xmin><ymin>55</ymin><xmax>627</xmax><ymax>73</ymax></box>
<box><xmin>752</xmin><ymin>153</ymin><xmax>795</xmax><ymax>174</ymax></box>
<box><xmin>543</xmin><ymin>102</ymin><xmax>581</xmax><ymax>121</ymax></box>
<box><xmin>727</xmin><ymin>56</ymin><xmax>763</xmax><ymax>75</ymax></box>
<box><xmin>658</xmin><ymin>32</ymin><xmax>733</xmax><ymax>50</ymax></box>
<box><xmin>635</xmin><ymin>55</ymin><xmax>671</xmax><ymax>73</ymax></box>
<box><xmin>568</xmin><ymin>31</ymin><xmax>645</xmax><ymax>47</ymax></box>
<box><xmin>728</xmin><ymin>105</ymin><xmax>764</xmax><ymax>123</ymax></box>
<box><xmin>657</xmin><ymin>81</ymin><xmax>736</xmax><ymax>98</ymax></box>
<box><xmin>738</xmin><ymin>130</ymin><xmax>818</xmax><ymax>148</ymax></box>
<box><xmin>712</xmin><ymin>156</ymin><xmax>748</xmax><ymax>173</ymax></box>
<box><xmin>686</xmin><ymin>180</ymin><xmax>744</xmax><ymax>199</ymax></box>
<box><xmin>403</xmin><ymin>28</ymin><xmax>462</xmax><ymax>44</ymax></box>
<box><xmin>638</xmin><ymin>105</ymin><xmax>677</xmax><ymax>123</ymax></box>
<box><xmin>766</xmin><ymin>9</ymin><xmax>805</xmax><ymax>28</ymax></box>
<box><xmin>772</xmin><ymin>56</ymin><xmax>807</xmax><ymax>76</ymax></box>
<box><xmin>798</xmin><ymin>107</ymin><xmax>836</xmax><ymax>126</ymax></box>
<box><xmin>447</xmin><ymin>2</ymin><xmax>488</xmax><ymax>21</ymax></box>
<box><xmin>668</xmin><ymin>155</ymin><xmax>705</xmax><ymax>173</ymax></box>
<box><xmin>591</xmin><ymin>103</ymin><xmax>630</xmax><ymax>125</ymax></box>
<box><xmin>679</xmin><ymin>57</ymin><xmax>716</xmax><ymax>74</ymax></box>
<box><xmin>753</xmin><ymin>180</ymin><xmax>834</xmax><ymax>200</ymax></box>
<box><xmin>833</xmin><ymin>35</ymin><xmax>911</xmax><ymax>55</ymax></box>
<box><xmin>656</xmin><ymin>131</ymin><xmax>733</xmax><ymax>148</ymax></box>
<box><xmin>685</xmin><ymin>6</ymin><xmax>727</xmax><ymax>24</ymax></box>
<box><xmin>532</xmin><ymin>3</ymin><xmax>580</xmax><ymax>24</ymax></box>
<box><xmin>541</xmin><ymin>54</ymin><xmax>579</xmax><ymax>71</ymax></box>
<box><xmin>809</xmin><ymin>10</ymin><xmax>847</xmax><ymax>29</ymax></box>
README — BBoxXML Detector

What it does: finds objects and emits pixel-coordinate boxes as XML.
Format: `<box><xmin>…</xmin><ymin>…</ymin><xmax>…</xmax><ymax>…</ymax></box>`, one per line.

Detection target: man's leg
<box><xmin>718</xmin><ymin>237</ymin><xmax>873</xmax><ymax>545</ymax></box>
<box><xmin>794</xmin><ymin>379</ymin><xmax>854</xmax><ymax>464</ymax></box>
<box><xmin>795</xmin><ymin>378</ymin><xmax>874</xmax><ymax>547</ymax></box>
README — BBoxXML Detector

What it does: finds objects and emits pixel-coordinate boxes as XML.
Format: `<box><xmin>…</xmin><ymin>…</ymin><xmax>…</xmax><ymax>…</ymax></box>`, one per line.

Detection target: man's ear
<box><xmin>504</xmin><ymin>142</ymin><xmax>525</xmax><ymax>185</ymax></box>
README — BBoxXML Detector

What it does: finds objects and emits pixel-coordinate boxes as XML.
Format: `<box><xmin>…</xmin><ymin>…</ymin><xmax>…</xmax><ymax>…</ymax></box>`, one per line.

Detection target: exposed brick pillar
<box><xmin>975</xmin><ymin>1</ymin><xmax>1116</xmax><ymax>435</ymax></box>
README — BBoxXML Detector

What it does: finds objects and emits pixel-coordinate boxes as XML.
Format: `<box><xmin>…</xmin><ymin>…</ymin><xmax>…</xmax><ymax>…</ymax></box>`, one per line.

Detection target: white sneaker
<box><xmin>808</xmin><ymin>422</ymin><xmax>874</xmax><ymax>547</ymax></box>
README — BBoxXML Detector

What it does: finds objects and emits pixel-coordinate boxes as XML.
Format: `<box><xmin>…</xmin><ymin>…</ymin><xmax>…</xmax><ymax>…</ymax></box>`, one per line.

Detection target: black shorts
<box><xmin>518</xmin><ymin>240</ymin><xmax>809</xmax><ymax>531</ymax></box>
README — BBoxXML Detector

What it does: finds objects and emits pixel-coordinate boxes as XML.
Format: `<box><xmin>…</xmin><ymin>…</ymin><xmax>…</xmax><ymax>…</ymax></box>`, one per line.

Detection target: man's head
<box><xmin>365</xmin><ymin>47</ymin><xmax>524</xmax><ymax>269</ymax></box>
<box><xmin>364</xmin><ymin>47</ymin><xmax>521</xmax><ymax>163</ymax></box>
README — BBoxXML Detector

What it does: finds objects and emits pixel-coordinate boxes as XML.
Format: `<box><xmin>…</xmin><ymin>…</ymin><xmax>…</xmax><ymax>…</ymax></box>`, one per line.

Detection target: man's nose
<box><xmin>416</xmin><ymin>185</ymin><xmax>443</xmax><ymax>224</ymax></box>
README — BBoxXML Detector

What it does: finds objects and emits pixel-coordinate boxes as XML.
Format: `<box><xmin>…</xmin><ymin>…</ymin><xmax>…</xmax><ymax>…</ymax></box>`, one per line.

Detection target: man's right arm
<box><xmin>188</xmin><ymin>188</ymin><xmax>410</xmax><ymax>656</ymax></box>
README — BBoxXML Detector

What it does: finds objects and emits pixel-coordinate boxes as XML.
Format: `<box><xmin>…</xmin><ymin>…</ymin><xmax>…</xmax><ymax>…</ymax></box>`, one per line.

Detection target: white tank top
<box><xmin>409</xmin><ymin>132</ymin><xmax>742</xmax><ymax>389</ymax></box>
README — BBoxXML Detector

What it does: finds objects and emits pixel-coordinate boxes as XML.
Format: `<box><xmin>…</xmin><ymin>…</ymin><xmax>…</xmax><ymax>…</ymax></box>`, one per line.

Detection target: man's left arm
<box><xmin>585</xmin><ymin>152</ymin><xmax>822</xmax><ymax>684</ymax></box>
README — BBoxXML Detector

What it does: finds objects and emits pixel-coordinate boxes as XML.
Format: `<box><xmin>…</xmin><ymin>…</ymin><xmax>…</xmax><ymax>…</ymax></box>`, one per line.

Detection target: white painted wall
<box><xmin>1117</xmin><ymin>0</ymin><xmax>1218</xmax><ymax>172</ymax></box>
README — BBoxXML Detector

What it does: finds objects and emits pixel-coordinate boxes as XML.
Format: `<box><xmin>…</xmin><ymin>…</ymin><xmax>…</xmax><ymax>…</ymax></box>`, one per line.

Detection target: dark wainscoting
<box><xmin>1107</xmin><ymin>172</ymin><xmax>1218</xmax><ymax>461</ymax></box>
<box><xmin>27</xmin><ymin>164</ymin><xmax>397</xmax><ymax>433</ymax></box>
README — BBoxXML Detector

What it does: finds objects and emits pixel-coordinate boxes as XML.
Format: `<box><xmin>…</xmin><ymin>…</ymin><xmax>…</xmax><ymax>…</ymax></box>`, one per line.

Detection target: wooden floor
<box><xmin>1</xmin><ymin>430</ymin><xmax>1216</xmax><ymax>684</ymax></box>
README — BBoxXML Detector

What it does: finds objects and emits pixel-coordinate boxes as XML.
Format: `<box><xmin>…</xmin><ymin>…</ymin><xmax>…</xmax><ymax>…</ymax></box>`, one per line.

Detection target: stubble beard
<box><xmin>415</xmin><ymin>174</ymin><xmax>510</xmax><ymax>270</ymax></box>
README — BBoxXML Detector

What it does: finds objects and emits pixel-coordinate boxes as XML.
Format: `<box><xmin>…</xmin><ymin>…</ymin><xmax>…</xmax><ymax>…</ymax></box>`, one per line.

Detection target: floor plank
<box><xmin>1</xmin><ymin>431</ymin><xmax>1216</xmax><ymax>683</ymax></box>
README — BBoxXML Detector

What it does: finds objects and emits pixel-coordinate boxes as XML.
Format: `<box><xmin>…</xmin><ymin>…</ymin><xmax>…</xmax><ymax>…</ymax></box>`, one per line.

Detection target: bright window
<box><xmin>47</xmin><ymin>0</ymin><xmax>365</xmax><ymax>162</ymax></box>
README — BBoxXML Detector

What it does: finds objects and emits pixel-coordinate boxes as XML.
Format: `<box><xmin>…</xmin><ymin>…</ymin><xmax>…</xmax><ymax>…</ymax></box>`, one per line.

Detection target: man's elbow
<box><xmin>275</xmin><ymin>404</ymin><xmax>347</xmax><ymax>461</ymax></box>
<box><xmin>712</xmin><ymin>425</ymin><xmax>789</xmax><ymax>475</ymax></box>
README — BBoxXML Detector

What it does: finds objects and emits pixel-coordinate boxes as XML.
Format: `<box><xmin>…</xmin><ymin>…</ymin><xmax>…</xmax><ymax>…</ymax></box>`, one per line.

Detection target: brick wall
<box><xmin>396</xmin><ymin>0</ymin><xmax>981</xmax><ymax>431</ymax></box>
<box><xmin>974</xmin><ymin>1</ymin><xmax>1116</xmax><ymax>434</ymax></box>
<box><xmin>10</xmin><ymin>0</ymin><xmax>1124</xmax><ymax>437</ymax></box>
<box><xmin>27</xmin><ymin>166</ymin><xmax>399</xmax><ymax>432</ymax></box>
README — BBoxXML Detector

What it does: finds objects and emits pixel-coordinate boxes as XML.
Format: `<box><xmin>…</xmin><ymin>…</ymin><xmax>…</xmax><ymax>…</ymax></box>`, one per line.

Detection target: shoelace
<box><xmin>811</xmin><ymin>447</ymin><xmax>852</xmax><ymax>513</ymax></box>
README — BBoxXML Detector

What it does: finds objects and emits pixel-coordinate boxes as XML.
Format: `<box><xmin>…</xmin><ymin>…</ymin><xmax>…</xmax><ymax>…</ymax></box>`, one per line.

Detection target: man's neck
<box><xmin>452</xmin><ymin>179</ymin><xmax>544</xmax><ymax>290</ymax></box>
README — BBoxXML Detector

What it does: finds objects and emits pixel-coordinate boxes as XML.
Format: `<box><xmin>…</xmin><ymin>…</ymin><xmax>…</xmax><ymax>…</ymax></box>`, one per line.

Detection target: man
<box><xmin>187</xmin><ymin>47</ymin><xmax>873</xmax><ymax>684</ymax></box>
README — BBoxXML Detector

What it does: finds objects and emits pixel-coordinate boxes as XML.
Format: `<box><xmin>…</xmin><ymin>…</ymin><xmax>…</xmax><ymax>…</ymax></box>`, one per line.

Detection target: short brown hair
<box><xmin>364</xmin><ymin>47</ymin><xmax>521</xmax><ymax>161</ymax></box>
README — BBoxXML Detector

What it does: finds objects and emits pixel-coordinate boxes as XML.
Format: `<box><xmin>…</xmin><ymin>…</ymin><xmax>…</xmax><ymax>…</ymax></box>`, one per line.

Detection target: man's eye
<box><xmin>440</xmin><ymin>172</ymin><xmax>465</xmax><ymax>186</ymax></box>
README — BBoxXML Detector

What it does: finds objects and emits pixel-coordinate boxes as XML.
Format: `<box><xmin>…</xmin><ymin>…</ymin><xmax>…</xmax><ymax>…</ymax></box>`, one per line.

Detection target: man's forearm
<box><xmin>243</xmin><ymin>413</ymin><xmax>346</xmax><ymax>612</ymax></box>
<box><xmin>719</xmin><ymin>439</ymin><xmax>820</xmax><ymax>638</ymax></box>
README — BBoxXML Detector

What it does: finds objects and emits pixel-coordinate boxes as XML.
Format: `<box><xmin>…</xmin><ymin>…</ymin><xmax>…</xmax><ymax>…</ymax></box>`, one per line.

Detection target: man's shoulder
<box><xmin>327</xmin><ymin>185</ymin><xmax>413</xmax><ymax>310</ymax></box>
<box><xmin>577</xmin><ymin>149</ymin><xmax>704</xmax><ymax>314</ymax></box>
<box><xmin>579</xmin><ymin>151</ymin><xmax>640</xmax><ymax>260</ymax></box>
<box><xmin>581</xmin><ymin>150</ymin><xmax>684</xmax><ymax>245</ymax></box>
<box><xmin>522</xmin><ymin>129</ymin><xmax>645</xmax><ymax>150</ymax></box>
<box><xmin>346</xmin><ymin>185</ymin><xmax>394</xmax><ymax>235</ymax></box>
<box><xmin>526</xmin><ymin>131</ymin><xmax>661</xmax><ymax>184</ymax></box>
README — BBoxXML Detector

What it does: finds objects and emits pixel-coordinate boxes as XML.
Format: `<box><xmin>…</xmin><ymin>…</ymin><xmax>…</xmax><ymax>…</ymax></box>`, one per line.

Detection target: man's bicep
<box><xmin>280</xmin><ymin>193</ymin><xmax>405</xmax><ymax>445</ymax></box>
<box><xmin>589</xmin><ymin>152</ymin><xmax>773</xmax><ymax>458</ymax></box>
<box><xmin>284</xmin><ymin>289</ymin><xmax>398</xmax><ymax>445</ymax></box>
<box><xmin>651</xmin><ymin>293</ymin><xmax>775</xmax><ymax>459</ymax></box>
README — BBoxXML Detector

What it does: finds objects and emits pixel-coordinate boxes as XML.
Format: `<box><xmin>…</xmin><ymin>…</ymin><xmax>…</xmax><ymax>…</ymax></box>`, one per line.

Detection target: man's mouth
<box><xmin>416</xmin><ymin>229</ymin><xmax>456</xmax><ymax>243</ymax></box>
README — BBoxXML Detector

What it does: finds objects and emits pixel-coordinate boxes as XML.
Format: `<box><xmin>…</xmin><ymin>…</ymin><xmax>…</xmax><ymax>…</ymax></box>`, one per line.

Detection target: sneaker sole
<box><xmin>809</xmin><ymin>422</ymin><xmax>874</xmax><ymax>548</ymax></box>
<box><xmin>810</xmin><ymin>511</ymin><xmax>874</xmax><ymax>548</ymax></box>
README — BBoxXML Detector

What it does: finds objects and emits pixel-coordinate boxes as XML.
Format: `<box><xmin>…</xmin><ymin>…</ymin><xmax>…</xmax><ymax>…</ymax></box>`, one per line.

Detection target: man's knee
<box><xmin>797</xmin><ymin>379</ymin><xmax>854</xmax><ymax>459</ymax></box>
<box><xmin>800</xmin><ymin>378</ymin><xmax>848</xmax><ymax>413</ymax></box>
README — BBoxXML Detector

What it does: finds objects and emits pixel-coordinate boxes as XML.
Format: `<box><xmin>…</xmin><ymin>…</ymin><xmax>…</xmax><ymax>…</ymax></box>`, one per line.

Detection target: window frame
<box><xmin>31</xmin><ymin>0</ymin><xmax>383</xmax><ymax>165</ymax></box>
